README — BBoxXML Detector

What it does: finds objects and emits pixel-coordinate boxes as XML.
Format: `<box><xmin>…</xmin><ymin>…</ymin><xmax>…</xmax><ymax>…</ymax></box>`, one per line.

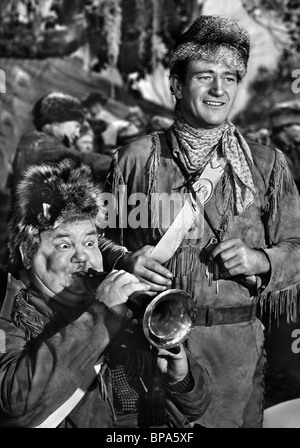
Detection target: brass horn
<box><xmin>142</xmin><ymin>289</ymin><xmax>196</xmax><ymax>349</ymax></box>
<box><xmin>82</xmin><ymin>269</ymin><xmax>197</xmax><ymax>350</ymax></box>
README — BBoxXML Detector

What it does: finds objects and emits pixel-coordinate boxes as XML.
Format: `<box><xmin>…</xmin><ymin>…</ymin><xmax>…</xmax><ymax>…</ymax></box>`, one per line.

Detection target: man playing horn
<box><xmin>0</xmin><ymin>157</ymin><xmax>210</xmax><ymax>428</ymax></box>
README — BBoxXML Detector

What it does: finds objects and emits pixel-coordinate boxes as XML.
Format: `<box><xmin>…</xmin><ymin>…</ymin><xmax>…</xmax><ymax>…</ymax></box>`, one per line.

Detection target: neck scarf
<box><xmin>173</xmin><ymin>114</ymin><xmax>256</xmax><ymax>215</ymax></box>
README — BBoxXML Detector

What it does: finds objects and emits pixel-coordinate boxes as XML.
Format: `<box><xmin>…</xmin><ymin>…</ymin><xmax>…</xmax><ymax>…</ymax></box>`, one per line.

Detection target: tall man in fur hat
<box><xmin>0</xmin><ymin>157</ymin><xmax>210</xmax><ymax>428</ymax></box>
<box><xmin>101</xmin><ymin>15</ymin><xmax>300</xmax><ymax>427</ymax></box>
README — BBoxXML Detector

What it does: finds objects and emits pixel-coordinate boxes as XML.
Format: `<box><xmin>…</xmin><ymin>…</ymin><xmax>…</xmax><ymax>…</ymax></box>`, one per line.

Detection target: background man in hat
<box><xmin>10</xmin><ymin>91</ymin><xmax>113</xmax><ymax>191</ymax></box>
<box><xmin>270</xmin><ymin>100</ymin><xmax>300</xmax><ymax>183</ymax></box>
<box><xmin>101</xmin><ymin>15</ymin><xmax>300</xmax><ymax>427</ymax></box>
<box><xmin>0</xmin><ymin>157</ymin><xmax>210</xmax><ymax>428</ymax></box>
<box><xmin>10</xmin><ymin>92</ymin><xmax>84</xmax><ymax>188</ymax></box>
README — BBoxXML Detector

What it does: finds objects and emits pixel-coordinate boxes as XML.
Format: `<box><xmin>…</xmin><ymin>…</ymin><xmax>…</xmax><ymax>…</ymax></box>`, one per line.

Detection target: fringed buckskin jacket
<box><xmin>0</xmin><ymin>286</ymin><xmax>211</xmax><ymax>428</ymax></box>
<box><xmin>100</xmin><ymin>128</ymin><xmax>300</xmax><ymax>428</ymax></box>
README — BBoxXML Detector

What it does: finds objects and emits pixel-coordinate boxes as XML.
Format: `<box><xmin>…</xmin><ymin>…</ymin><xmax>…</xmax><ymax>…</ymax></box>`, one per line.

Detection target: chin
<box><xmin>206</xmin><ymin>114</ymin><xmax>227</xmax><ymax>125</ymax></box>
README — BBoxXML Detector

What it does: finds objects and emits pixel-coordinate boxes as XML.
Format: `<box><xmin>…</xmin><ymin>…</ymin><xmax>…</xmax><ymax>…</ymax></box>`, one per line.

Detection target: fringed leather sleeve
<box><xmin>259</xmin><ymin>148</ymin><xmax>300</xmax><ymax>325</ymax></box>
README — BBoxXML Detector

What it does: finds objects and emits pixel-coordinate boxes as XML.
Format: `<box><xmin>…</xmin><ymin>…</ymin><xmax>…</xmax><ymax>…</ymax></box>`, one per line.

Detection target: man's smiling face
<box><xmin>171</xmin><ymin>55</ymin><xmax>239</xmax><ymax>129</ymax></box>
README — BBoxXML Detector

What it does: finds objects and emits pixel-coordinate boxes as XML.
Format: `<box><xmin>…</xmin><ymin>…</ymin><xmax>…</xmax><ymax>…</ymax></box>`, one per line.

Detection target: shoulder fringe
<box><xmin>265</xmin><ymin>148</ymin><xmax>295</xmax><ymax>222</ymax></box>
<box><xmin>11</xmin><ymin>290</ymin><xmax>50</xmax><ymax>340</ymax></box>
<box><xmin>145</xmin><ymin>133</ymin><xmax>161</xmax><ymax>240</ymax></box>
<box><xmin>259</xmin><ymin>283</ymin><xmax>300</xmax><ymax>331</ymax></box>
<box><xmin>111</xmin><ymin>153</ymin><xmax>125</xmax><ymax>244</ymax></box>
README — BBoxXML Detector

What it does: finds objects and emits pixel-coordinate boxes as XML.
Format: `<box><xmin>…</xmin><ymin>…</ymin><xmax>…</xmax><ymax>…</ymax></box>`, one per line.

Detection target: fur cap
<box><xmin>8</xmin><ymin>157</ymin><xmax>105</xmax><ymax>276</ymax></box>
<box><xmin>169</xmin><ymin>15</ymin><xmax>250</xmax><ymax>80</ymax></box>
<box><xmin>33</xmin><ymin>92</ymin><xmax>85</xmax><ymax>131</ymax></box>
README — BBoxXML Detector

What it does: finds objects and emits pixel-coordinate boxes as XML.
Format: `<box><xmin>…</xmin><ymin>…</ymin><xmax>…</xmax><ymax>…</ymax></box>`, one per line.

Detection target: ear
<box><xmin>170</xmin><ymin>75</ymin><xmax>183</xmax><ymax>100</ymax></box>
<box><xmin>20</xmin><ymin>244</ymin><xmax>31</xmax><ymax>270</ymax></box>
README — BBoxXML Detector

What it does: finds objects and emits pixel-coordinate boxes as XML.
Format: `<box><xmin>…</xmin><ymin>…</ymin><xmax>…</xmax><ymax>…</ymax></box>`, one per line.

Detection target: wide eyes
<box><xmin>56</xmin><ymin>240</ymin><xmax>96</xmax><ymax>251</ymax></box>
<box><xmin>57</xmin><ymin>243</ymin><xmax>70</xmax><ymax>251</ymax></box>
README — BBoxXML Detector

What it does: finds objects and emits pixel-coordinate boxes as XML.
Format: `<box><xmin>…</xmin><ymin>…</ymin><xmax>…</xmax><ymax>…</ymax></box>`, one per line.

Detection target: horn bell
<box><xmin>143</xmin><ymin>289</ymin><xmax>197</xmax><ymax>350</ymax></box>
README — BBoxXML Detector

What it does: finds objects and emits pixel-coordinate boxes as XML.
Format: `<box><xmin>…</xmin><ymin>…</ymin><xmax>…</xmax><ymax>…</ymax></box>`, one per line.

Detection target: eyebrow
<box><xmin>52</xmin><ymin>230</ymin><xmax>97</xmax><ymax>240</ymax></box>
<box><xmin>193</xmin><ymin>69</ymin><xmax>237</xmax><ymax>77</ymax></box>
<box><xmin>223</xmin><ymin>71</ymin><xmax>237</xmax><ymax>77</ymax></box>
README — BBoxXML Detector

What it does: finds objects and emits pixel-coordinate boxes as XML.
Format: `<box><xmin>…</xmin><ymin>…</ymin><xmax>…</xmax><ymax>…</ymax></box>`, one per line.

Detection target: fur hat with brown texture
<box><xmin>169</xmin><ymin>15</ymin><xmax>250</xmax><ymax>80</ymax></box>
<box><xmin>8</xmin><ymin>157</ymin><xmax>105</xmax><ymax>277</ymax></box>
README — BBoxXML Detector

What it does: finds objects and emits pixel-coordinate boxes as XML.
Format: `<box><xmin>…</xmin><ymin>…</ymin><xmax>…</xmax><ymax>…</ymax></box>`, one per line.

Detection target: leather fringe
<box><xmin>259</xmin><ymin>283</ymin><xmax>300</xmax><ymax>331</ymax></box>
<box><xmin>165</xmin><ymin>245</ymin><xmax>200</xmax><ymax>277</ymax></box>
<box><xmin>215</xmin><ymin>168</ymin><xmax>236</xmax><ymax>219</ymax></box>
<box><xmin>111</xmin><ymin>153</ymin><xmax>126</xmax><ymax>244</ymax></box>
<box><xmin>265</xmin><ymin>148</ymin><xmax>295</xmax><ymax>222</ymax></box>
<box><xmin>11</xmin><ymin>290</ymin><xmax>50</xmax><ymax>340</ymax></box>
<box><xmin>145</xmin><ymin>133</ymin><xmax>161</xmax><ymax>240</ymax></box>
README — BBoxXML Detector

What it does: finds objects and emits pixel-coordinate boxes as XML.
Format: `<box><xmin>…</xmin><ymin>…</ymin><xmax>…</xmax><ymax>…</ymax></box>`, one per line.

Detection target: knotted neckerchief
<box><xmin>173</xmin><ymin>114</ymin><xmax>256</xmax><ymax>215</ymax></box>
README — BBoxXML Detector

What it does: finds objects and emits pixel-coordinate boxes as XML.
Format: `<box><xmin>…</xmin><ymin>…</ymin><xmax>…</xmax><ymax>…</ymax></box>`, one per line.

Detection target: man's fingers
<box><xmin>208</xmin><ymin>239</ymin><xmax>240</xmax><ymax>261</ymax></box>
<box><xmin>113</xmin><ymin>270</ymin><xmax>140</xmax><ymax>284</ymax></box>
<box><xmin>219</xmin><ymin>254</ymin><xmax>241</xmax><ymax>271</ymax></box>
<box><xmin>105</xmin><ymin>270</ymin><xmax>124</xmax><ymax>281</ymax></box>
<box><xmin>134</xmin><ymin>260</ymin><xmax>172</xmax><ymax>287</ymax></box>
<box><xmin>100</xmin><ymin>271</ymin><xmax>141</xmax><ymax>293</ymax></box>
<box><xmin>141</xmin><ymin>268</ymin><xmax>172</xmax><ymax>286</ymax></box>
<box><xmin>122</xmin><ymin>282</ymin><xmax>151</xmax><ymax>297</ymax></box>
<box><xmin>157</xmin><ymin>346</ymin><xmax>182</xmax><ymax>358</ymax></box>
<box><xmin>220</xmin><ymin>264</ymin><xmax>244</xmax><ymax>278</ymax></box>
<box><xmin>136</xmin><ymin>277</ymin><xmax>170</xmax><ymax>292</ymax></box>
<box><xmin>143</xmin><ymin>258</ymin><xmax>173</xmax><ymax>280</ymax></box>
<box><xmin>218</xmin><ymin>248</ymin><xmax>244</xmax><ymax>264</ymax></box>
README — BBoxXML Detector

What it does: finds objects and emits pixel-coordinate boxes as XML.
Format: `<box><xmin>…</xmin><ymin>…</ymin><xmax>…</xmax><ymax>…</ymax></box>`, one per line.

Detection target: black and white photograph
<box><xmin>0</xmin><ymin>0</ymin><xmax>300</xmax><ymax>434</ymax></box>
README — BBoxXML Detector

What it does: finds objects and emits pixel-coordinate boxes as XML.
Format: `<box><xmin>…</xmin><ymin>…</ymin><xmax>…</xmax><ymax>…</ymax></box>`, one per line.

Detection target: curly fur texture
<box><xmin>169</xmin><ymin>15</ymin><xmax>250</xmax><ymax>79</ymax></box>
<box><xmin>8</xmin><ymin>157</ymin><xmax>106</xmax><ymax>276</ymax></box>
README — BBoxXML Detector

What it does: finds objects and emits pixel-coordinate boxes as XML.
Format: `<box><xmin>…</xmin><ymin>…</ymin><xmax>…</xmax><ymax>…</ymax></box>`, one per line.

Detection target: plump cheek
<box><xmin>90</xmin><ymin>251</ymin><xmax>104</xmax><ymax>272</ymax></box>
<box><xmin>47</xmin><ymin>252</ymin><xmax>70</xmax><ymax>274</ymax></box>
<box><xmin>30</xmin><ymin>256</ymin><xmax>68</xmax><ymax>297</ymax></box>
<box><xmin>34</xmin><ymin>252</ymin><xmax>70</xmax><ymax>281</ymax></box>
